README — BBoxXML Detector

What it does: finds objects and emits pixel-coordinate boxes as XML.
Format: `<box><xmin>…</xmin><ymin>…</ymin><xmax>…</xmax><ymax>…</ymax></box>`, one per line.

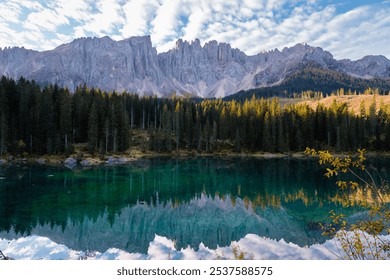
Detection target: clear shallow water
<box><xmin>0</xmin><ymin>157</ymin><xmax>387</xmax><ymax>253</ymax></box>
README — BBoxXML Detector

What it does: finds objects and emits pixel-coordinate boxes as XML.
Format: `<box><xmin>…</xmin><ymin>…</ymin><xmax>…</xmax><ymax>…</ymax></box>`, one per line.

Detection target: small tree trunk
<box><xmin>64</xmin><ymin>133</ymin><xmax>68</xmax><ymax>150</ymax></box>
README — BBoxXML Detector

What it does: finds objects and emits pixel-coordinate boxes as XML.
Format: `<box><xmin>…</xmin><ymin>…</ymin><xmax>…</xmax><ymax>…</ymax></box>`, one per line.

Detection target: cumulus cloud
<box><xmin>313</xmin><ymin>3</ymin><xmax>390</xmax><ymax>59</ymax></box>
<box><xmin>73</xmin><ymin>0</ymin><xmax>125</xmax><ymax>37</ymax></box>
<box><xmin>121</xmin><ymin>0</ymin><xmax>159</xmax><ymax>37</ymax></box>
<box><xmin>181</xmin><ymin>0</ymin><xmax>211</xmax><ymax>42</ymax></box>
<box><xmin>52</xmin><ymin>0</ymin><xmax>90</xmax><ymax>23</ymax></box>
<box><xmin>149</xmin><ymin>0</ymin><xmax>185</xmax><ymax>51</ymax></box>
<box><xmin>0</xmin><ymin>1</ymin><xmax>23</xmax><ymax>24</ymax></box>
<box><xmin>0</xmin><ymin>0</ymin><xmax>388</xmax><ymax>60</ymax></box>
<box><xmin>0</xmin><ymin>1</ymin><xmax>87</xmax><ymax>50</ymax></box>
<box><xmin>24</xmin><ymin>9</ymin><xmax>69</xmax><ymax>32</ymax></box>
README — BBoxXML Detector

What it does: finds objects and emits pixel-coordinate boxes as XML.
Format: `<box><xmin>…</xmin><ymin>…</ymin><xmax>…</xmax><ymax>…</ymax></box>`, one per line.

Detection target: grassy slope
<box><xmin>299</xmin><ymin>94</ymin><xmax>390</xmax><ymax>114</ymax></box>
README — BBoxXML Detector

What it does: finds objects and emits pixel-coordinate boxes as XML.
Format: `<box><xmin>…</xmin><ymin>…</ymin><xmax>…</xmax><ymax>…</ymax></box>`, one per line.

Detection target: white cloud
<box><xmin>0</xmin><ymin>1</ymin><xmax>22</xmax><ymax>24</ymax></box>
<box><xmin>181</xmin><ymin>0</ymin><xmax>211</xmax><ymax>42</ymax></box>
<box><xmin>0</xmin><ymin>0</ymin><xmax>388</xmax><ymax>60</ymax></box>
<box><xmin>179</xmin><ymin>0</ymin><xmax>323</xmax><ymax>54</ymax></box>
<box><xmin>242</xmin><ymin>0</ymin><xmax>264</xmax><ymax>10</ymax></box>
<box><xmin>150</xmin><ymin>0</ymin><xmax>184</xmax><ymax>44</ymax></box>
<box><xmin>313</xmin><ymin>3</ymin><xmax>390</xmax><ymax>59</ymax></box>
<box><xmin>52</xmin><ymin>0</ymin><xmax>91</xmax><ymax>23</ymax></box>
<box><xmin>74</xmin><ymin>0</ymin><xmax>125</xmax><ymax>37</ymax></box>
<box><xmin>15</xmin><ymin>0</ymin><xmax>44</xmax><ymax>11</ymax></box>
<box><xmin>24</xmin><ymin>9</ymin><xmax>69</xmax><ymax>32</ymax></box>
<box><xmin>0</xmin><ymin>25</ymin><xmax>16</xmax><ymax>47</ymax></box>
<box><xmin>266</xmin><ymin>0</ymin><xmax>288</xmax><ymax>11</ymax></box>
<box><xmin>88</xmin><ymin>0</ymin><xmax>390</xmax><ymax>60</ymax></box>
<box><xmin>0</xmin><ymin>24</ymin><xmax>47</xmax><ymax>51</ymax></box>
<box><xmin>121</xmin><ymin>0</ymin><xmax>159</xmax><ymax>37</ymax></box>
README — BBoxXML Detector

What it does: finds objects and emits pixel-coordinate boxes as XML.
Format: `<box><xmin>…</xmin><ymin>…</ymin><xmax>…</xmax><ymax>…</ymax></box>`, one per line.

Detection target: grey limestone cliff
<box><xmin>1</xmin><ymin>36</ymin><xmax>389</xmax><ymax>98</ymax></box>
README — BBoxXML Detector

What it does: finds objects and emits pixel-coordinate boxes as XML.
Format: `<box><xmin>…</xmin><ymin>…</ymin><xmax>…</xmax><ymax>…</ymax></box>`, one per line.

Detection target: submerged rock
<box><xmin>36</xmin><ymin>158</ymin><xmax>46</xmax><ymax>165</ymax></box>
<box><xmin>80</xmin><ymin>158</ymin><xmax>101</xmax><ymax>167</ymax></box>
<box><xmin>64</xmin><ymin>157</ymin><xmax>77</xmax><ymax>168</ymax></box>
<box><xmin>80</xmin><ymin>159</ymin><xmax>91</xmax><ymax>166</ymax></box>
<box><xmin>0</xmin><ymin>159</ymin><xmax>6</xmax><ymax>165</ymax></box>
<box><xmin>106</xmin><ymin>156</ymin><xmax>129</xmax><ymax>165</ymax></box>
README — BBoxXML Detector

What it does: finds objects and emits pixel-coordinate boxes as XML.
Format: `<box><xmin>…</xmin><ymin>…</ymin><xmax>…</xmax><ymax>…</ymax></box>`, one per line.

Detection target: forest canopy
<box><xmin>1</xmin><ymin>76</ymin><xmax>390</xmax><ymax>156</ymax></box>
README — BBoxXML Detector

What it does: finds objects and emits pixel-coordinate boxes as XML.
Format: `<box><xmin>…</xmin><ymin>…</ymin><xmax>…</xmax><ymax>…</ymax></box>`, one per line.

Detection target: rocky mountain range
<box><xmin>0</xmin><ymin>35</ymin><xmax>389</xmax><ymax>98</ymax></box>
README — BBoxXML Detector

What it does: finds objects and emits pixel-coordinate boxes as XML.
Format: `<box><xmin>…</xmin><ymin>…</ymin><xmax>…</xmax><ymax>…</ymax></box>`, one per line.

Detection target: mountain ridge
<box><xmin>0</xmin><ymin>36</ymin><xmax>389</xmax><ymax>98</ymax></box>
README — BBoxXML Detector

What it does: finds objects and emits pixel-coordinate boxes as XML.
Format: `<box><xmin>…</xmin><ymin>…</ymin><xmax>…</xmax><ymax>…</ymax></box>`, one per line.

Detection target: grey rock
<box><xmin>80</xmin><ymin>159</ymin><xmax>91</xmax><ymax>166</ymax></box>
<box><xmin>36</xmin><ymin>158</ymin><xmax>46</xmax><ymax>165</ymax></box>
<box><xmin>106</xmin><ymin>156</ymin><xmax>129</xmax><ymax>165</ymax></box>
<box><xmin>80</xmin><ymin>159</ymin><xmax>101</xmax><ymax>166</ymax></box>
<box><xmin>64</xmin><ymin>157</ymin><xmax>77</xmax><ymax>167</ymax></box>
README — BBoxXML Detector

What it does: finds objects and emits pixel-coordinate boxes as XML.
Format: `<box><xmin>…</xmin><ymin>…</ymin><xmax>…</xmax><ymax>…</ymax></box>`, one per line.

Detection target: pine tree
<box><xmin>59</xmin><ymin>89</ymin><xmax>72</xmax><ymax>153</ymax></box>
<box><xmin>262</xmin><ymin>111</ymin><xmax>273</xmax><ymax>151</ymax></box>
<box><xmin>184</xmin><ymin>105</ymin><xmax>193</xmax><ymax>148</ymax></box>
<box><xmin>174</xmin><ymin>101</ymin><xmax>182</xmax><ymax>150</ymax></box>
<box><xmin>234</xmin><ymin>129</ymin><xmax>241</xmax><ymax>152</ymax></box>
<box><xmin>114</xmin><ymin>101</ymin><xmax>130</xmax><ymax>152</ymax></box>
<box><xmin>384</xmin><ymin>121</ymin><xmax>390</xmax><ymax>150</ymax></box>
<box><xmin>203</xmin><ymin>118</ymin><xmax>211</xmax><ymax>152</ymax></box>
<box><xmin>162</xmin><ymin>104</ymin><xmax>172</xmax><ymax>152</ymax></box>
<box><xmin>41</xmin><ymin>86</ymin><xmax>56</xmax><ymax>154</ymax></box>
<box><xmin>210</xmin><ymin>120</ymin><xmax>218</xmax><ymax>152</ymax></box>
<box><xmin>219</xmin><ymin>106</ymin><xmax>229</xmax><ymax>140</ymax></box>
<box><xmin>73</xmin><ymin>84</ymin><xmax>90</xmax><ymax>143</ymax></box>
<box><xmin>368</xmin><ymin>95</ymin><xmax>377</xmax><ymax>136</ymax></box>
<box><xmin>0</xmin><ymin>83</ymin><xmax>8</xmax><ymax>155</ymax></box>
<box><xmin>87</xmin><ymin>102</ymin><xmax>98</xmax><ymax>154</ymax></box>
<box><xmin>194</xmin><ymin>109</ymin><xmax>203</xmax><ymax>151</ymax></box>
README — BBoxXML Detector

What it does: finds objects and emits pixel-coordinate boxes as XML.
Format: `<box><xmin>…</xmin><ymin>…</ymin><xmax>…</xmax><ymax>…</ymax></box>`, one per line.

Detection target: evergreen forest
<box><xmin>1</xmin><ymin>76</ymin><xmax>390</xmax><ymax>156</ymax></box>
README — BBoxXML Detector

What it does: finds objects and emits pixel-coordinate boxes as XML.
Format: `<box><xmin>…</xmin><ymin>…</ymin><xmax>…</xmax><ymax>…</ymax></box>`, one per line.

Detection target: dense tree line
<box><xmin>228</xmin><ymin>66</ymin><xmax>390</xmax><ymax>101</ymax></box>
<box><xmin>1</xmin><ymin>76</ymin><xmax>390</xmax><ymax>156</ymax></box>
<box><xmin>279</xmin><ymin>66</ymin><xmax>390</xmax><ymax>93</ymax></box>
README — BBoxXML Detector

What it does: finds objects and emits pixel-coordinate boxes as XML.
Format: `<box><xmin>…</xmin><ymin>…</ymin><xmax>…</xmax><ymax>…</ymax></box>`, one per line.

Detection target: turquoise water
<box><xmin>0</xmin><ymin>157</ymin><xmax>386</xmax><ymax>253</ymax></box>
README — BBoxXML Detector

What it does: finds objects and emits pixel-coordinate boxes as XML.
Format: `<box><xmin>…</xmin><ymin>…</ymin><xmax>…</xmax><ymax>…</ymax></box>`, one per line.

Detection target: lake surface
<box><xmin>0</xmin><ymin>157</ymin><xmax>387</xmax><ymax>254</ymax></box>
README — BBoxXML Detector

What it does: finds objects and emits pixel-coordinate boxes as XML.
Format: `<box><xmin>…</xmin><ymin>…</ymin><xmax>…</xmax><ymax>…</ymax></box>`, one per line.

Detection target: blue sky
<box><xmin>0</xmin><ymin>0</ymin><xmax>389</xmax><ymax>59</ymax></box>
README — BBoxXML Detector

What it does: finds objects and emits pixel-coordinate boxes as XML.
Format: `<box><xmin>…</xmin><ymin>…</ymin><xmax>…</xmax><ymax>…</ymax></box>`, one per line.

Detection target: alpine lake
<box><xmin>0</xmin><ymin>156</ymin><xmax>388</xmax><ymax>254</ymax></box>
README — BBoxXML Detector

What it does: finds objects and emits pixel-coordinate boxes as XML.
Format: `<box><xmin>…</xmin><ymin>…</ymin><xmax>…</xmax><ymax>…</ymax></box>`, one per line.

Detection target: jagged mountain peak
<box><xmin>0</xmin><ymin>36</ymin><xmax>389</xmax><ymax>98</ymax></box>
<box><xmin>280</xmin><ymin>43</ymin><xmax>333</xmax><ymax>60</ymax></box>
<box><xmin>282</xmin><ymin>43</ymin><xmax>316</xmax><ymax>53</ymax></box>
<box><xmin>356</xmin><ymin>55</ymin><xmax>389</xmax><ymax>65</ymax></box>
<box><xmin>122</xmin><ymin>35</ymin><xmax>153</xmax><ymax>47</ymax></box>
<box><xmin>174</xmin><ymin>38</ymin><xmax>201</xmax><ymax>50</ymax></box>
<box><xmin>57</xmin><ymin>35</ymin><xmax>154</xmax><ymax>50</ymax></box>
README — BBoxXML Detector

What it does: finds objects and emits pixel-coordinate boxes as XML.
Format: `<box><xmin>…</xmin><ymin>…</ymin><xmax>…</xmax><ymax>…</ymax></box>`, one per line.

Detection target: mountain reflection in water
<box><xmin>1</xmin><ymin>157</ymin><xmax>388</xmax><ymax>253</ymax></box>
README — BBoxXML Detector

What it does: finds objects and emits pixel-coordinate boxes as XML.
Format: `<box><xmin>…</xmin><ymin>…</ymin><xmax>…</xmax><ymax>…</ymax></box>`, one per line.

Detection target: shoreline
<box><xmin>0</xmin><ymin>151</ymin><xmax>300</xmax><ymax>167</ymax></box>
<box><xmin>1</xmin><ymin>149</ymin><xmax>390</xmax><ymax>168</ymax></box>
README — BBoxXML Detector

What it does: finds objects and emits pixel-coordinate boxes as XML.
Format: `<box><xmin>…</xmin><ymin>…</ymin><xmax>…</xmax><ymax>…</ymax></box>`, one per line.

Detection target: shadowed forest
<box><xmin>1</xmin><ymin>76</ymin><xmax>390</xmax><ymax>156</ymax></box>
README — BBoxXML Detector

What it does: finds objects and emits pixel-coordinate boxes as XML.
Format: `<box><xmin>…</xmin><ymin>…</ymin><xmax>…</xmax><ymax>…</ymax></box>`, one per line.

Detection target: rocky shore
<box><xmin>1</xmin><ymin>149</ymin><xmax>389</xmax><ymax>169</ymax></box>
